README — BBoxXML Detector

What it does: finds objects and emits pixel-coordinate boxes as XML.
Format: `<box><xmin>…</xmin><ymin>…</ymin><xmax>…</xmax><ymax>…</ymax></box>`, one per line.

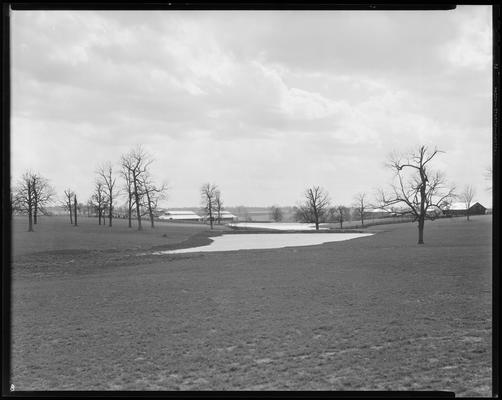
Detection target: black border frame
<box><xmin>1</xmin><ymin>2</ymin><xmax>499</xmax><ymax>398</ymax></box>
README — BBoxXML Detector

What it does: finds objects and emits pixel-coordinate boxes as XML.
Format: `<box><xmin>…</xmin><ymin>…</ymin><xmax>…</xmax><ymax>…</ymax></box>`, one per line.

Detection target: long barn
<box><xmin>158</xmin><ymin>210</ymin><xmax>203</xmax><ymax>222</ymax></box>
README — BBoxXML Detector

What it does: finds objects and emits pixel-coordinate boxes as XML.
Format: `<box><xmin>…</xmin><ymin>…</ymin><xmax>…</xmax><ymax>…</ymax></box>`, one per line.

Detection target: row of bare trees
<box><xmin>11</xmin><ymin>145</ymin><xmax>490</xmax><ymax>242</ymax></box>
<box><xmin>11</xmin><ymin>146</ymin><xmax>167</xmax><ymax>232</ymax></box>
<box><xmin>60</xmin><ymin>146</ymin><xmax>168</xmax><ymax>231</ymax></box>
<box><xmin>120</xmin><ymin>146</ymin><xmax>167</xmax><ymax>230</ymax></box>
<box><xmin>83</xmin><ymin>146</ymin><xmax>167</xmax><ymax>231</ymax></box>
<box><xmin>293</xmin><ymin>187</ymin><xmax>355</xmax><ymax>229</ymax></box>
<box><xmin>63</xmin><ymin>189</ymin><xmax>79</xmax><ymax>226</ymax></box>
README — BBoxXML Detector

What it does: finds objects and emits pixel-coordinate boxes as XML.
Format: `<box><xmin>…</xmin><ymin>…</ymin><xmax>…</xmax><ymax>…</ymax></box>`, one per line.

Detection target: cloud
<box><xmin>10</xmin><ymin>7</ymin><xmax>493</xmax><ymax>207</ymax></box>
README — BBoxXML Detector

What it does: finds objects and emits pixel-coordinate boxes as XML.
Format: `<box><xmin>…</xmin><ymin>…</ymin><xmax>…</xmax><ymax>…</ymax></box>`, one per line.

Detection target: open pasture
<box><xmin>11</xmin><ymin>215</ymin><xmax>225</xmax><ymax>258</ymax></box>
<box><xmin>10</xmin><ymin>215</ymin><xmax>492</xmax><ymax>394</ymax></box>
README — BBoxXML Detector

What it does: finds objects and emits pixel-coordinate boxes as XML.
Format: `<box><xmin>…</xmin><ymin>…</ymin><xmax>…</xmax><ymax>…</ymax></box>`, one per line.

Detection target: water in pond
<box><xmin>228</xmin><ymin>222</ymin><xmax>327</xmax><ymax>230</ymax></box>
<box><xmin>155</xmin><ymin>232</ymin><xmax>373</xmax><ymax>254</ymax></box>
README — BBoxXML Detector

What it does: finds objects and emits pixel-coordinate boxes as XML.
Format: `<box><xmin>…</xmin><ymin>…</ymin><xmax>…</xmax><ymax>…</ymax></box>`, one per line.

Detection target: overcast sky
<box><xmin>11</xmin><ymin>7</ymin><xmax>492</xmax><ymax>208</ymax></box>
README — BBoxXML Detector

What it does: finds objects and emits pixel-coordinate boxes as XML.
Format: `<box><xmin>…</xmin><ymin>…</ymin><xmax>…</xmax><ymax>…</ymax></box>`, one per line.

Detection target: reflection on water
<box><xmin>155</xmin><ymin>232</ymin><xmax>373</xmax><ymax>254</ymax></box>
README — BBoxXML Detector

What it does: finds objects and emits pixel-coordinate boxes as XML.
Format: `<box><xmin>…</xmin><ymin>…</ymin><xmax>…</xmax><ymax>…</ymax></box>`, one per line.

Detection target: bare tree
<box><xmin>294</xmin><ymin>205</ymin><xmax>312</xmax><ymax>224</ymax></box>
<box><xmin>139</xmin><ymin>172</ymin><xmax>168</xmax><ymax>228</ymax></box>
<box><xmin>201</xmin><ymin>183</ymin><xmax>218</xmax><ymax>229</ymax></box>
<box><xmin>215</xmin><ymin>190</ymin><xmax>224</xmax><ymax>224</ymax></box>
<box><xmin>97</xmin><ymin>163</ymin><xmax>118</xmax><ymax>227</ymax></box>
<box><xmin>91</xmin><ymin>181</ymin><xmax>107</xmax><ymax>225</ymax></box>
<box><xmin>335</xmin><ymin>205</ymin><xmax>350</xmax><ymax>229</ymax></box>
<box><xmin>31</xmin><ymin>174</ymin><xmax>55</xmax><ymax>224</ymax></box>
<box><xmin>12</xmin><ymin>171</ymin><xmax>50</xmax><ymax>232</ymax></box>
<box><xmin>63</xmin><ymin>188</ymin><xmax>75</xmax><ymax>225</ymax></box>
<box><xmin>270</xmin><ymin>205</ymin><xmax>283</xmax><ymax>222</ymax></box>
<box><xmin>460</xmin><ymin>185</ymin><xmax>476</xmax><ymax>221</ymax></box>
<box><xmin>297</xmin><ymin>186</ymin><xmax>330</xmax><ymax>230</ymax></box>
<box><xmin>378</xmin><ymin>145</ymin><xmax>455</xmax><ymax>244</ymax></box>
<box><xmin>353</xmin><ymin>193</ymin><xmax>367</xmax><ymax>226</ymax></box>
<box><xmin>121</xmin><ymin>146</ymin><xmax>152</xmax><ymax>231</ymax></box>
<box><xmin>13</xmin><ymin>174</ymin><xmax>34</xmax><ymax>231</ymax></box>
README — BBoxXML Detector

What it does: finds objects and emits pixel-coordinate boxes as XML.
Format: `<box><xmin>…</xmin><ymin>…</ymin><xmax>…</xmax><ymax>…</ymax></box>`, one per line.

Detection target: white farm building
<box><xmin>216</xmin><ymin>210</ymin><xmax>238</xmax><ymax>222</ymax></box>
<box><xmin>158</xmin><ymin>210</ymin><xmax>203</xmax><ymax>222</ymax></box>
<box><xmin>204</xmin><ymin>210</ymin><xmax>238</xmax><ymax>223</ymax></box>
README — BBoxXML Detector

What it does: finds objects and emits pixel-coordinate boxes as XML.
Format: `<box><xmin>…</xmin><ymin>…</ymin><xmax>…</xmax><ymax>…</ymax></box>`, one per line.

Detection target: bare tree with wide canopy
<box><xmin>90</xmin><ymin>181</ymin><xmax>107</xmax><ymax>225</ymax></box>
<box><xmin>297</xmin><ymin>186</ymin><xmax>330</xmax><ymax>231</ymax></box>
<box><xmin>378</xmin><ymin>145</ymin><xmax>455</xmax><ymax>244</ymax></box>
<box><xmin>13</xmin><ymin>171</ymin><xmax>54</xmax><ymax>232</ymax></box>
<box><xmin>31</xmin><ymin>174</ymin><xmax>55</xmax><ymax>225</ymax></box>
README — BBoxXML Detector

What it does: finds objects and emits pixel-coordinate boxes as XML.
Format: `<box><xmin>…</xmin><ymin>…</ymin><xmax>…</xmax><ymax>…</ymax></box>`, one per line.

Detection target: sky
<box><xmin>10</xmin><ymin>6</ymin><xmax>493</xmax><ymax>208</ymax></box>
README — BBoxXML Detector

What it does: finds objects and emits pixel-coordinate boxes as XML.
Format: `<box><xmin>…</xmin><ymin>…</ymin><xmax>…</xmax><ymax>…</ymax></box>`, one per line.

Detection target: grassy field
<box><xmin>10</xmin><ymin>215</ymin><xmax>492</xmax><ymax>394</ymax></box>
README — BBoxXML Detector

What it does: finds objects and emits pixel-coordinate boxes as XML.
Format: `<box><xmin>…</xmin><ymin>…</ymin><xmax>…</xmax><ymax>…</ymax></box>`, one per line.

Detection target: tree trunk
<box><xmin>135</xmin><ymin>198</ymin><xmax>142</xmax><ymax>230</ymax></box>
<box><xmin>209</xmin><ymin>207</ymin><xmax>213</xmax><ymax>230</ymax></box>
<box><xmin>28</xmin><ymin>187</ymin><xmax>33</xmax><ymax>232</ymax></box>
<box><xmin>28</xmin><ymin>207</ymin><xmax>33</xmax><ymax>231</ymax></box>
<box><xmin>418</xmin><ymin>217</ymin><xmax>425</xmax><ymax>245</ymax></box>
<box><xmin>466</xmin><ymin>210</ymin><xmax>470</xmax><ymax>221</ymax></box>
<box><xmin>133</xmin><ymin>180</ymin><xmax>142</xmax><ymax>231</ymax></box>
<box><xmin>109</xmin><ymin>197</ymin><xmax>113</xmax><ymax>227</ymax></box>
<box><xmin>128</xmin><ymin>194</ymin><xmax>132</xmax><ymax>228</ymax></box>
<box><xmin>145</xmin><ymin>190</ymin><xmax>154</xmax><ymax>228</ymax></box>
<box><xmin>34</xmin><ymin>199</ymin><xmax>38</xmax><ymax>224</ymax></box>
<box><xmin>74</xmin><ymin>195</ymin><xmax>78</xmax><ymax>226</ymax></box>
<box><xmin>69</xmin><ymin>202</ymin><xmax>73</xmax><ymax>225</ymax></box>
<box><xmin>149</xmin><ymin>208</ymin><xmax>154</xmax><ymax>228</ymax></box>
<box><xmin>148</xmin><ymin>201</ymin><xmax>154</xmax><ymax>228</ymax></box>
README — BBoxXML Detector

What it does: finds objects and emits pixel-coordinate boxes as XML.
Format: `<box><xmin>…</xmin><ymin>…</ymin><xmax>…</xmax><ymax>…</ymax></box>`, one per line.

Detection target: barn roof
<box><xmin>208</xmin><ymin>210</ymin><xmax>237</xmax><ymax>218</ymax></box>
<box><xmin>159</xmin><ymin>210</ymin><xmax>203</xmax><ymax>220</ymax></box>
<box><xmin>164</xmin><ymin>210</ymin><xmax>201</xmax><ymax>216</ymax></box>
<box><xmin>447</xmin><ymin>202</ymin><xmax>485</xmax><ymax>211</ymax></box>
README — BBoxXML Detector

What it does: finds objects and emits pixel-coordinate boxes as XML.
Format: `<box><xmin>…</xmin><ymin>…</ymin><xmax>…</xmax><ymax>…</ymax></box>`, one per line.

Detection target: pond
<box><xmin>155</xmin><ymin>232</ymin><xmax>373</xmax><ymax>254</ymax></box>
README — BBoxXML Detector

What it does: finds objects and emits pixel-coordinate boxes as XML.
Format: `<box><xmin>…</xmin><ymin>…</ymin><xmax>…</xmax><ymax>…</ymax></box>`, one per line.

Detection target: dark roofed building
<box><xmin>443</xmin><ymin>202</ymin><xmax>486</xmax><ymax>217</ymax></box>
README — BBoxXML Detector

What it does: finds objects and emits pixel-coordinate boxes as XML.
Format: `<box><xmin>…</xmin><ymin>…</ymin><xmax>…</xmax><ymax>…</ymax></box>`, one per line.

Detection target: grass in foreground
<box><xmin>11</xmin><ymin>215</ymin><xmax>492</xmax><ymax>394</ymax></box>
